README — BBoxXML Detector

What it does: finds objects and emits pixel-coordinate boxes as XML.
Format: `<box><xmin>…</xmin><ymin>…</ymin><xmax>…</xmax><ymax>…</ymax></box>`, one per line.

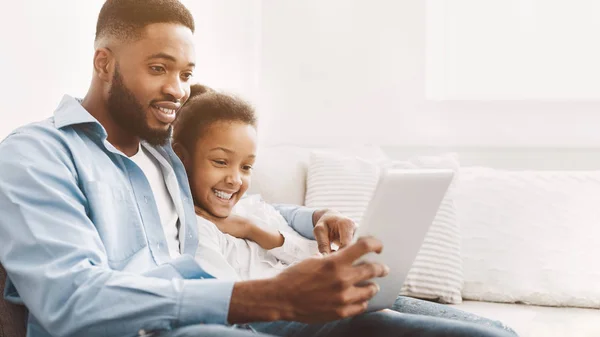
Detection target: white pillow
<box><xmin>305</xmin><ymin>151</ymin><xmax>382</xmax><ymax>223</ymax></box>
<box><xmin>305</xmin><ymin>151</ymin><xmax>463</xmax><ymax>304</ymax></box>
<box><xmin>249</xmin><ymin>145</ymin><xmax>388</xmax><ymax>205</ymax></box>
<box><xmin>456</xmin><ymin>167</ymin><xmax>600</xmax><ymax>308</ymax></box>
<box><xmin>248</xmin><ymin>146</ymin><xmax>312</xmax><ymax>205</ymax></box>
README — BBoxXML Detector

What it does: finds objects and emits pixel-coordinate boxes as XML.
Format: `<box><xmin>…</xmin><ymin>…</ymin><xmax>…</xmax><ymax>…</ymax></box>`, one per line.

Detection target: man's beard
<box><xmin>107</xmin><ymin>66</ymin><xmax>171</xmax><ymax>146</ymax></box>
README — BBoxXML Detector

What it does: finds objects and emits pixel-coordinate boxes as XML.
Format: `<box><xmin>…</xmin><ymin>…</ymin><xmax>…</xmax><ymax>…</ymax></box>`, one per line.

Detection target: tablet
<box><xmin>353</xmin><ymin>168</ymin><xmax>454</xmax><ymax>311</ymax></box>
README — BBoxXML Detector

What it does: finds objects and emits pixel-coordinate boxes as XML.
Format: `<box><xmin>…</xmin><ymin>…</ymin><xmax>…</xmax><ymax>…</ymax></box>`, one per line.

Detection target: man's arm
<box><xmin>272</xmin><ymin>204</ymin><xmax>326</xmax><ymax>239</ymax></box>
<box><xmin>0</xmin><ymin>131</ymin><xmax>233</xmax><ymax>337</ymax></box>
<box><xmin>273</xmin><ymin>204</ymin><xmax>356</xmax><ymax>254</ymax></box>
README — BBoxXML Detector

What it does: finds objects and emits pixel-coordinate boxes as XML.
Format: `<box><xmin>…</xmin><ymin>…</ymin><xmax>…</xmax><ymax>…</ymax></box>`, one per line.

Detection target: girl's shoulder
<box><xmin>233</xmin><ymin>194</ymin><xmax>287</xmax><ymax>225</ymax></box>
<box><xmin>195</xmin><ymin>214</ymin><xmax>224</xmax><ymax>237</ymax></box>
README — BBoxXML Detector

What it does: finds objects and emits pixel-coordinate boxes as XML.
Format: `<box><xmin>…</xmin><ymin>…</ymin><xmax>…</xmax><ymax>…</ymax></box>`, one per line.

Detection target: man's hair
<box><xmin>95</xmin><ymin>0</ymin><xmax>195</xmax><ymax>42</ymax></box>
<box><xmin>173</xmin><ymin>84</ymin><xmax>257</xmax><ymax>153</ymax></box>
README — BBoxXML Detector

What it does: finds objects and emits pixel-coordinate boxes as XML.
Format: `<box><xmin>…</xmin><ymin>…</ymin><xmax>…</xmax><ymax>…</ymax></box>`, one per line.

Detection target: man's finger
<box><xmin>350</xmin><ymin>262</ymin><xmax>389</xmax><ymax>285</ymax></box>
<box><xmin>335</xmin><ymin>302</ymin><xmax>370</xmax><ymax>319</ymax></box>
<box><xmin>333</xmin><ymin>236</ymin><xmax>383</xmax><ymax>264</ymax></box>
<box><xmin>314</xmin><ymin>224</ymin><xmax>332</xmax><ymax>254</ymax></box>
<box><xmin>341</xmin><ymin>282</ymin><xmax>380</xmax><ymax>304</ymax></box>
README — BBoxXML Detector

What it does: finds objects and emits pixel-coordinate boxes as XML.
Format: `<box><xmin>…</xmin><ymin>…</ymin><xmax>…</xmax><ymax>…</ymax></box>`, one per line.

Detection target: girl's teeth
<box><xmin>213</xmin><ymin>189</ymin><xmax>233</xmax><ymax>200</ymax></box>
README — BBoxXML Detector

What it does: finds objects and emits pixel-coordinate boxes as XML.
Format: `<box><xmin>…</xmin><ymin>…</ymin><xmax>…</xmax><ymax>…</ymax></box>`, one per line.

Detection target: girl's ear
<box><xmin>173</xmin><ymin>143</ymin><xmax>191</xmax><ymax>171</ymax></box>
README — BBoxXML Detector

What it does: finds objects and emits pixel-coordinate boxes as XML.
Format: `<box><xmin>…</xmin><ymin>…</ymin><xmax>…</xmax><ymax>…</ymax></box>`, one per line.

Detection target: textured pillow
<box><xmin>305</xmin><ymin>151</ymin><xmax>463</xmax><ymax>304</ymax></box>
<box><xmin>305</xmin><ymin>151</ymin><xmax>382</xmax><ymax>224</ymax></box>
<box><xmin>391</xmin><ymin>154</ymin><xmax>463</xmax><ymax>304</ymax></box>
<box><xmin>249</xmin><ymin>145</ymin><xmax>388</xmax><ymax>205</ymax></box>
<box><xmin>456</xmin><ymin>167</ymin><xmax>600</xmax><ymax>308</ymax></box>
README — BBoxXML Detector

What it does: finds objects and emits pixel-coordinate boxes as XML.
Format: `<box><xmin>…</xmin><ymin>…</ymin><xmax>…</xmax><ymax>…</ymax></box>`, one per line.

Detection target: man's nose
<box><xmin>163</xmin><ymin>76</ymin><xmax>186</xmax><ymax>101</ymax></box>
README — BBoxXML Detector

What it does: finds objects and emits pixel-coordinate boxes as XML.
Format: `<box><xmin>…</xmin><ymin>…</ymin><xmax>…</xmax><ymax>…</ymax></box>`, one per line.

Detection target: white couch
<box><xmin>248</xmin><ymin>145</ymin><xmax>600</xmax><ymax>337</ymax></box>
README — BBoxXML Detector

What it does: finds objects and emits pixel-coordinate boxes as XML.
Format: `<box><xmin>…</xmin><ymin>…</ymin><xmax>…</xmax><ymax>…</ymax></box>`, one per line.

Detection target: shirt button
<box><xmin>144</xmin><ymin>196</ymin><xmax>149</xmax><ymax>204</ymax></box>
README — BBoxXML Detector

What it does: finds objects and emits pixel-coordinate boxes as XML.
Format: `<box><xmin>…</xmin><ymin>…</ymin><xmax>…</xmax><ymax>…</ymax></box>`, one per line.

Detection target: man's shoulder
<box><xmin>0</xmin><ymin>117</ymin><xmax>78</xmax><ymax>166</ymax></box>
<box><xmin>2</xmin><ymin>117</ymin><xmax>67</xmax><ymax>146</ymax></box>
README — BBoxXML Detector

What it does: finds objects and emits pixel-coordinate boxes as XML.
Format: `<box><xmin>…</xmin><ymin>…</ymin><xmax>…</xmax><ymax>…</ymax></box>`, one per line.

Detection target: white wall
<box><xmin>258</xmin><ymin>0</ymin><xmax>600</xmax><ymax>148</ymax></box>
<box><xmin>427</xmin><ymin>0</ymin><xmax>600</xmax><ymax>100</ymax></box>
<box><xmin>185</xmin><ymin>0</ymin><xmax>261</xmax><ymax>99</ymax></box>
<box><xmin>0</xmin><ymin>0</ymin><xmax>103</xmax><ymax>139</ymax></box>
<box><xmin>4</xmin><ymin>1</ymin><xmax>599</xmax><ymax>148</ymax></box>
<box><xmin>0</xmin><ymin>0</ymin><xmax>260</xmax><ymax>140</ymax></box>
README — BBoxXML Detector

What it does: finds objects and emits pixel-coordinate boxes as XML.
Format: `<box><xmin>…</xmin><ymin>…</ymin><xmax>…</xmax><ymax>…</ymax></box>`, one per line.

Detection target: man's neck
<box><xmin>81</xmin><ymin>89</ymin><xmax>140</xmax><ymax>157</ymax></box>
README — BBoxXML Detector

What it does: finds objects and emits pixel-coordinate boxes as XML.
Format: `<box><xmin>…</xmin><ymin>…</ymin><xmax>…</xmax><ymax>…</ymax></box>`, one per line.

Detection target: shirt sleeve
<box><xmin>0</xmin><ymin>130</ymin><xmax>234</xmax><ymax>337</ymax></box>
<box><xmin>268</xmin><ymin>230</ymin><xmax>320</xmax><ymax>265</ymax></box>
<box><xmin>271</xmin><ymin>204</ymin><xmax>317</xmax><ymax>239</ymax></box>
<box><xmin>195</xmin><ymin>217</ymin><xmax>240</xmax><ymax>281</ymax></box>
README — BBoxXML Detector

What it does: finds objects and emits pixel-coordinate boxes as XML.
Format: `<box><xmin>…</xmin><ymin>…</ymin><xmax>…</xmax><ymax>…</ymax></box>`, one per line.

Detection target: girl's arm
<box><xmin>245</xmin><ymin>220</ymin><xmax>285</xmax><ymax>250</ymax></box>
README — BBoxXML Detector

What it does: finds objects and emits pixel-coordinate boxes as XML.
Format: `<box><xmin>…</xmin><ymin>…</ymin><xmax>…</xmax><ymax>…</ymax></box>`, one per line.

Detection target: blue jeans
<box><xmin>391</xmin><ymin>296</ymin><xmax>516</xmax><ymax>333</ymax></box>
<box><xmin>158</xmin><ymin>296</ymin><xmax>517</xmax><ymax>337</ymax></box>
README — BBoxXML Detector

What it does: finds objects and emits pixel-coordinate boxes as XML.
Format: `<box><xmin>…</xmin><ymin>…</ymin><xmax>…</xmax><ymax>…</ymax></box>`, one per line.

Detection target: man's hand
<box><xmin>313</xmin><ymin>209</ymin><xmax>357</xmax><ymax>254</ymax></box>
<box><xmin>227</xmin><ymin>236</ymin><xmax>389</xmax><ymax>324</ymax></box>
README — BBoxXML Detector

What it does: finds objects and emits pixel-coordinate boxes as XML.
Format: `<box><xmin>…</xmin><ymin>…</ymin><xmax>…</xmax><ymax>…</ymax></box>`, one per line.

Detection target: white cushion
<box><xmin>248</xmin><ymin>146</ymin><xmax>312</xmax><ymax>205</ymax></box>
<box><xmin>305</xmin><ymin>151</ymin><xmax>382</xmax><ymax>223</ymax></box>
<box><xmin>454</xmin><ymin>301</ymin><xmax>600</xmax><ymax>337</ymax></box>
<box><xmin>248</xmin><ymin>145</ymin><xmax>388</xmax><ymax>205</ymax></box>
<box><xmin>305</xmin><ymin>151</ymin><xmax>463</xmax><ymax>304</ymax></box>
<box><xmin>456</xmin><ymin>167</ymin><xmax>600</xmax><ymax>308</ymax></box>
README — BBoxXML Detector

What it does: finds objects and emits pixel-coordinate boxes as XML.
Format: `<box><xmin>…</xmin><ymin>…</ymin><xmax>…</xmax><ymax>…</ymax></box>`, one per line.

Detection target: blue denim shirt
<box><xmin>0</xmin><ymin>95</ymin><xmax>316</xmax><ymax>337</ymax></box>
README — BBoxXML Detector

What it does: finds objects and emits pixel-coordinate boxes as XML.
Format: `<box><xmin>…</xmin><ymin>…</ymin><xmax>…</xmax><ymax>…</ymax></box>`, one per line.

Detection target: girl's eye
<box><xmin>243</xmin><ymin>165</ymin><xmax>253</xmax><ymax>171</ymax></box>
<box><xmin>213</xmin><ymin>160</ymin><xmax>227</xmax><ymax>166</ymax></box>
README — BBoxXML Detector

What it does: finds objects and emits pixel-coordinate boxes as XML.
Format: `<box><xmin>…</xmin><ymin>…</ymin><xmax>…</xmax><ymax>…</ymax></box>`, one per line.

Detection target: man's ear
<box><xmin>93</xmin><ymin>47</ymin><xmax>114</xmax><ymax>82</ymax></box>
<box><xmin>173</xmin><ymin>143</ymin><xmax>191</xmax><ymax>171</ymax></box>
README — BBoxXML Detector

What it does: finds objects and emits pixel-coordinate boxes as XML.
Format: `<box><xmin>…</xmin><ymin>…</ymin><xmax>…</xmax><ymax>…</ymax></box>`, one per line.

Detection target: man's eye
<box><xmin>213</xmin><ymin>160</ymin><xmax>227</xmax><ymax>166</ymax></box>
<box><xmin>182</xmin><ymin>72</ymin><xmax>194</xmax><ymax>81</ymax></box>
<box><xmin>150</xmin><ymin>66</ymin><xmax>166</xmax><ymax>73</ymax></box>
<box><xmin>242</xmin><ymin>165</ymin><xmax>253</xmax><ymax>171</ymax></box>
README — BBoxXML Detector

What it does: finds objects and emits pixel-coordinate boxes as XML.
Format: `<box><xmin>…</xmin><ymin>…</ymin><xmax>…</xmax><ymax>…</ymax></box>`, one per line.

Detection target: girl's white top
<box><xmin>194</xmin><ymin>194</ymin><xmax>319</xmax><ymax>281</ymax></box>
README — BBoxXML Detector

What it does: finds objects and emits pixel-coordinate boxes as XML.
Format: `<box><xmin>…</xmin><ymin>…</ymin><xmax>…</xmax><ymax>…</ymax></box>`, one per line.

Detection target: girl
<box><xmin>172</xmin><ymin>84</ymin><xmax>515</xmax><ymax>334</ymax></box>
<box><xmin>172</xmin><ymin>84</ymin><xmax>318</xmax><ymax>281</ymax></box>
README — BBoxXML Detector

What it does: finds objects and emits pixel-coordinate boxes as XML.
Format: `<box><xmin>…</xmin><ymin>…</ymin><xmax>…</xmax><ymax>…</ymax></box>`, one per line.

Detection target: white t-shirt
<box><xmin>195</xmin><ymin>195</ymin><xmax>319</xmax><ymax>280</ymax></box>
<box><xmin>130</xmin><ymin>145</ymin><xmax>181</xmax><ymax>258</ymax></box>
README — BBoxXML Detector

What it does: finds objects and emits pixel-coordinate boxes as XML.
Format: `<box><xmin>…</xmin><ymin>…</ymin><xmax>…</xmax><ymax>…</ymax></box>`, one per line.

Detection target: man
<box><xmin>0</xmin><ymin>1</ymin><xmax>515</xmax><ymax>336</ymax></box>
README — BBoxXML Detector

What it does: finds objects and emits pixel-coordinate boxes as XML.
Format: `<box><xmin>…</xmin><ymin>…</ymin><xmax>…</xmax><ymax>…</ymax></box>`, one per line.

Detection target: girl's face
<box><xmin>189</xmin><ymin>120</ymin><xmax>257</xmax><ymax>218</ymax></box>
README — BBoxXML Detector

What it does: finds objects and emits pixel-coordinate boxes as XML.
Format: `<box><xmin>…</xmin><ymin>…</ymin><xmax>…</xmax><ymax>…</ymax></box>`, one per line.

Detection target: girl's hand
<box><xmin>195</xmin><ymin>207</ymin><xmax>252</xmax><ymax>239</ymax></box>
<box><xmin>195</xmin><ymin>207</ymin><xmax>284</xmax><ymax>249</ymax></box>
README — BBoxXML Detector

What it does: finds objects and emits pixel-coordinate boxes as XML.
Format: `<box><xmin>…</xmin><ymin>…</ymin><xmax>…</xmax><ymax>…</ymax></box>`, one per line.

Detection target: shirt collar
<box><xmin>53</xmin><ymin>94</ymin><xmax>177</xmax><ymax>154</ymax></box>
<box><xmin>53</xmin><ymin>95</ymin><xmax>101</xmax><ymax>129</ymax></box>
